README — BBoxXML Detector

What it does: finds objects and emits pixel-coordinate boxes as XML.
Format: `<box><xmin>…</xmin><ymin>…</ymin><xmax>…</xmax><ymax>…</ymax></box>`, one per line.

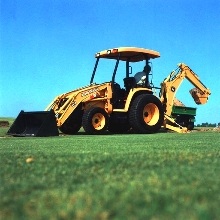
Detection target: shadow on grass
<box><xmin>59</xmin><ymin>128</ymin><xmax>169</xmax><ymax>137</ymax></box>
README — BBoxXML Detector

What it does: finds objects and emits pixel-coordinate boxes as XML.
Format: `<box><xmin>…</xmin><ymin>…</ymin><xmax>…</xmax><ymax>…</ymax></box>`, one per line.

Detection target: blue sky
<box><xmin>1</xmin><ymin>0</ymin><xmax>220</xmax><ymax>124</ymax></box>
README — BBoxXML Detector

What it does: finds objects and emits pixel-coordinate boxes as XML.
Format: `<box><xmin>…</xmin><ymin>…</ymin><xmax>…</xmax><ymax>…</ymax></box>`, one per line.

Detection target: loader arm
<box><xmin>45</xmin><ymin>82</ymin><xmax>113</xmax><ymax>127</ymax></box>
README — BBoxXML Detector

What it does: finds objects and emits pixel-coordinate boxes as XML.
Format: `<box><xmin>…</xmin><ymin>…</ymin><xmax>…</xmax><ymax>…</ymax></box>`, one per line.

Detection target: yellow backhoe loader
<box><xmin>7</xmin><ymin>47</ymin><xmax>211</xmax><ymax>136</ymax></box>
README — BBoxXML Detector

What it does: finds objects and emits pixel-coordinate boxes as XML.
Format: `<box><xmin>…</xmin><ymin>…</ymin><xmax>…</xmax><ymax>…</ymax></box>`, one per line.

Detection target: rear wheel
<box><xmin>82</xmin><ymin>107</ymin><xmax>109</xmax><ymax>134</ymax></box>
<box><xmin>129</xmin><ymin>94</ymin><xmax>164</xmax><ymax>133</ymax></box>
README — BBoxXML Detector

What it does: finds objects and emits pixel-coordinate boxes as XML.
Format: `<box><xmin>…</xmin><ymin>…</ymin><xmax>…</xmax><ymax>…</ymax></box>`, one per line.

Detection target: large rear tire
<box><xmin>82</xmin><ymin>107</ymin><xmax>109</xmax><ymax>134</ymax></box>
<box><xmin>129</xmin><ymin>94</ymin><xmax>164</xmax><ymax>133</ymax></box>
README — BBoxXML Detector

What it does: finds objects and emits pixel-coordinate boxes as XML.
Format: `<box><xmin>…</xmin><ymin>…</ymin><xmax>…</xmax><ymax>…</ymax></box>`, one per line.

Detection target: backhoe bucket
<box><xmin>189</xmin><ymin>88</ymin><xmax>209</xmax><ymax>105</ymax></box>
<box><xmin>7</xmin><ymin>110</ymin><xmax>59</xmax><ymax>137</ymax></box>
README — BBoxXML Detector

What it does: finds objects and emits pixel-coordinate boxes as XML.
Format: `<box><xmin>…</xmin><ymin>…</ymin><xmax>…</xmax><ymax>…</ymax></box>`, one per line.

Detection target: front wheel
<box><xmin>59</xmin><ymin>120</ymin><xmax>81</xmax><ymax>134</ymax></box>
<box><xmin>82</xmin><ymin>107</ymin><xmax>109</xmax><ymax>134</ymax></box>
<box><xmin>129</xmin><ymin>94</ymin><xmax>164</xmax><ymax>134</ymax></box>
<box><xmin>59</xmin><ymin>105</ymin><xmax>83</xmax><ymax>135</ymax></box>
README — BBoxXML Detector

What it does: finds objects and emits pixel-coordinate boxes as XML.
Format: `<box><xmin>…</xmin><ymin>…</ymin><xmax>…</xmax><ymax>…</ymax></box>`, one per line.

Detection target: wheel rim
<box><xmin>143</xmin><ymin>103</ymin><xmax>160</xmax><ymax>126</ymax></box>
<box><xmin>92</xmin><ymin>113</ymin><xmax>106</xmax><ymax>130</ymax></box>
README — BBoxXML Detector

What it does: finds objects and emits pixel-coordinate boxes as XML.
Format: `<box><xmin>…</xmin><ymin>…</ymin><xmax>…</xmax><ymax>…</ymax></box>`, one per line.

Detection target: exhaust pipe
<box><xmin>7</xmin><ymin>110</ymin><xmax>59</xmax><ymax>137</ymax></box>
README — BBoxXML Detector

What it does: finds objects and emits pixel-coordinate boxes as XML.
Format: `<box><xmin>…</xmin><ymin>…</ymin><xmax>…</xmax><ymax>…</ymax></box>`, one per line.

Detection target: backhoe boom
<box><xmin>160</xmin><ymin>63</ymin><xmax>211</xmax><ymax>132</ymax></box>
<box><xmin>160</xmin><ymin>63</ymin><xmax>211</xmax><ymax>116</ymax></box>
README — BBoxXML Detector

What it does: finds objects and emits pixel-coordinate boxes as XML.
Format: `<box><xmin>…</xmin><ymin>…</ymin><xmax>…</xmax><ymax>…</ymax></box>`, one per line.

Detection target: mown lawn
<box><xmin>0</xmin><ymin>124</ymin><xmax>220</xmax><ymax>219</ymax></box>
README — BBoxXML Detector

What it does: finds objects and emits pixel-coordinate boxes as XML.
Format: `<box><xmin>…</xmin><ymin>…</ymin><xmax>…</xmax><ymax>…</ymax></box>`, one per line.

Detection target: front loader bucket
<box><xmin>7</xmin><ymin>110</ymin><xmax>59</xmax><ymax>137</ymax></box>
<box><xmin>189</xmin><ymin>88</ymin><xmax>209</xmax><ymax>105</ymax></box>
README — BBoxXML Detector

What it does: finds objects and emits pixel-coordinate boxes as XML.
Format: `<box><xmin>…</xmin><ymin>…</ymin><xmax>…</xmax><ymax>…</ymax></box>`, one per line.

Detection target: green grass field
<box><xmin>0</xmin><ymin>118</ymin><xmax>220</xmax><ymax>220</ymax></box>
<box><xmin>0</xmin><ymin>117</ymin><xmax>15</xmax><ymax>137</ymax></box>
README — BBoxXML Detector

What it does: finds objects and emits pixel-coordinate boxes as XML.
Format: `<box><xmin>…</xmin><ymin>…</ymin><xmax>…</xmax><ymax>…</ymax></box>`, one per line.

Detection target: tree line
<box><xmin>195</xmin><ymin>122</ymin><xmax>220</xmax><ymax>127</ymax></box>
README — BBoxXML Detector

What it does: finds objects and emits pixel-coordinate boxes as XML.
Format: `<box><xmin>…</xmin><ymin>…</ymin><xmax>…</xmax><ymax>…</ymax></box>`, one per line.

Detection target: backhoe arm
<box><xmin>45</xmin><ymin>83</ymin><xmax>112</xmax><ymax>127</ymax></box>
<box><xmin>160</xmin><ymin>63</ymin><xmax>211</xmax><ymax>117</ymax></box>
<box><xmin>160</xmin><ymin>63</ymin><xmax>211</xmax><ymax>133</ymax></box>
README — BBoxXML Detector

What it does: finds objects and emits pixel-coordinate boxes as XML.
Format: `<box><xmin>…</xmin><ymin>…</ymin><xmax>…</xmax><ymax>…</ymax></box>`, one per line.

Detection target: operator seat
<box><xmin>112</xmin><ymin>82</ymin><xmax>126</xmax><ymax>108</ymax></box>
<box><xmin>123</xmin><ymin>77</ymin><xmax>136</xmax><ymax>93</ymax></box>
